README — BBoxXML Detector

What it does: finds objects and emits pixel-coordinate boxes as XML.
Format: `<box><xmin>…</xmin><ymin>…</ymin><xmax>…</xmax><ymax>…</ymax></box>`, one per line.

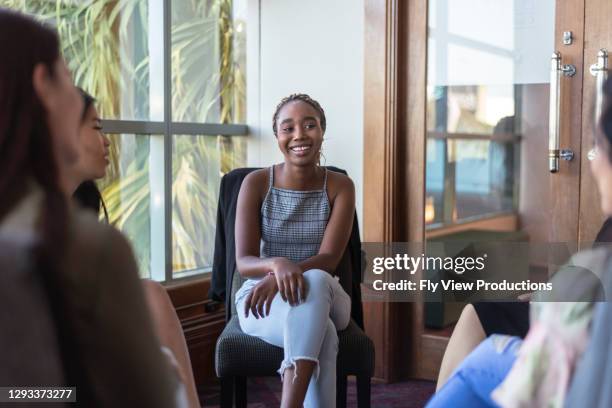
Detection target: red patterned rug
<box><xmin>199</xmin><ymin>376</ymin><xmax>435</xmax><ymax>407</ymax></box>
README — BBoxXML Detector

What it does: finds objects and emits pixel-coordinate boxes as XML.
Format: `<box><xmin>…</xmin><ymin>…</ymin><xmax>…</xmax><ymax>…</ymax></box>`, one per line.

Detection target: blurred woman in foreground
<box><xmin>0</xmin><ymin>8</ymin><xmax>186</xmax><ymax>406</ymax></box>
<box><xmin>70</xmin><ymin>89</ymin><xmax>200</xmax><ymax>408</ymax></box>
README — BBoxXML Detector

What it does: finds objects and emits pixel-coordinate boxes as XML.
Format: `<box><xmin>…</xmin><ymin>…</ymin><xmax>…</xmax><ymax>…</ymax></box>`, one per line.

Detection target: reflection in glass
<box><xmin>426</xmin><ymin>139</ymin><xmax>446</xmax><ymax>225</ymax></box>
<box><xmin>172</xmin><ymin>135</ymin><xmax>246</xmax><ymax>277</ymax></box>
<box><xmin>425</xmin><ymin>0</ymin><xmax>555</xmax><ymax>232</ymax></box>
<box><xmin>427</xmin><ymin>85</ymin><xmax>515</xmax><ymax>135</ymax></box>
<box><xmin>454</xmin><ymin>139</ymin><xmax>516</xmax><ymax>220</ymax></box>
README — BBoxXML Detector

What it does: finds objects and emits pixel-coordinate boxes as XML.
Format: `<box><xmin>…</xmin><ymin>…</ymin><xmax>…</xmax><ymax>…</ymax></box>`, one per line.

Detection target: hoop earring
<box><xmin>318</xmin><ymin>148</ymin><xmax>326</xmax><ymax>167</ymax></box>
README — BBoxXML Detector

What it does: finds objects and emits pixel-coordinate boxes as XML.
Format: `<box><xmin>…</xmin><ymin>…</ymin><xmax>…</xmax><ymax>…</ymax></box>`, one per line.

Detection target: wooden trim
<box><xmin>425</xmin><ymin>214</ymin><xmax>518</xmax><ymax>239</ymax></box>
<box><xmin>363</xmin><ymin>0</ymin><xmax>397</xmax><ymax>245</ymax></box>
<box><xmin>427</xmin><ymin>131</ymin><xmax>521</xmax><ymax>143</ymax></box>
<box><xmin>419</xmin><ymin>334</ymin><xmax>450</xmax><ymax>381</ymax></box>
<box><xmin>401</xmin><ymin>0</ymin><xmax>428</xmax><ymax>379</ymax></box>
<box><xmin>402</xmin><ymin>0</ymin><xmax>427</xmax><ymax>246</ymax></box>
<box><xmin>363</xmin><ymin>0</ymin><xmax>427</xmax><ymax>382</ymax></box>
<box><xmin>363</xmin><ymin>0</ymin><xmax>399</xmax><ymax>382</ymax></box>
<box><xmin>166</xmin><ymin>277</ymin><xmax>213</xmax><ymax>308</ymax></box>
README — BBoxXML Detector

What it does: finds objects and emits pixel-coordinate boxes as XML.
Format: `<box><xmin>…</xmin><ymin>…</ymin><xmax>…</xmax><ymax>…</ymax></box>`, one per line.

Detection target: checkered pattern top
<box><xmin>260</xmin><ymin>165</ymin><xmax>330</xmax><ymax>263</ymax></box>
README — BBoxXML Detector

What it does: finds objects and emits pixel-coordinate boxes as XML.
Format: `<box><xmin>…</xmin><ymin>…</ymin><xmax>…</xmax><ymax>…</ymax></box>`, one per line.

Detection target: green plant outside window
<box><xmin>2</xmin><ymin>0</ymin><xmax>247</xmax><ymax>280</ymax></box>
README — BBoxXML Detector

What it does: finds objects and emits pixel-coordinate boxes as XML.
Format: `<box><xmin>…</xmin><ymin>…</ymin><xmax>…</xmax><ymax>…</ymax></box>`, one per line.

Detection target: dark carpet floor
<box><xmin>199</xmin><ymin>376</ymin><xmax>435</xmax><ymax>407</ymax></box>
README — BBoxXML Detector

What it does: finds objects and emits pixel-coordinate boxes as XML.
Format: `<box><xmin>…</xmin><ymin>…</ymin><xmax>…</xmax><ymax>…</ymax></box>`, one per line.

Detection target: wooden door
<box><xmin>363</xmin><ymin>0</ymin><xmax>610</xmax><ymax>382</ymax></box>
<box><xmin>417</xmin><ymin>0</ymin><xmax>590</xmax><ymax>380</ymax></box>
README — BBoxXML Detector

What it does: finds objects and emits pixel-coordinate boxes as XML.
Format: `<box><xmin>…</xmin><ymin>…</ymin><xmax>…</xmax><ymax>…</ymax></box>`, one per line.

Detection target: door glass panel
<box><xmin>424</xmin><ymin>0</ymin><xmax>556</xmax><ymax>329</ymax></box>
<box><xmin>426</xmin><ymin>0</ymin><xmax>554</xmax><ymax>236</ymax></box>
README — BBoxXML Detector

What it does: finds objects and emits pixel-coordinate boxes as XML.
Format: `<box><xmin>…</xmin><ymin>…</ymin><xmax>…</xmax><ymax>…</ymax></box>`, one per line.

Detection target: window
<box><xmin>4</xmin><ymin>0</ymin><xmax>248</xmax><ymax>282</ymax></box>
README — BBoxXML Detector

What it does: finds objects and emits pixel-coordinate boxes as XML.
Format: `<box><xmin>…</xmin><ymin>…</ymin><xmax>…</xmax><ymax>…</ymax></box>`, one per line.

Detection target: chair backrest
<box><xmin>212</xmin><ymin>167</ymin><xmax>363</xmax><ymax>325</ymax></box>
<box><xmin>230</xmin><ymin>264</ymin><xmax>245</xmax><ymax>317</ymax></box>
<box><xmin>0</xmin><ymin>234</ymin><xmax>66</xmax><ymax>386</ymax></box>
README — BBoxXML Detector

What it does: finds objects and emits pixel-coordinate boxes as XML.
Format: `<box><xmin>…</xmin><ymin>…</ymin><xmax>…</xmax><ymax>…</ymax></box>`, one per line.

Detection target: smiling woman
<box><xmin>0</xmin><ymin>9</ymin><xmax>185</xmax><ymax>406</ymax></box>
<box><xmin>232</xmin><ymin>93</ymin><xmax>356</xmax><ymax>407</ymax></box>
<box><xmin>272</xmin><ymin>94</ymin><xmax>327</xmax><ymax>168</ymax></box>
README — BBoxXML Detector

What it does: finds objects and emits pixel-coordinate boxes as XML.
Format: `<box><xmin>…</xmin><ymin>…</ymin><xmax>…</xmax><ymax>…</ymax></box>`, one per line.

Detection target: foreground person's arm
<box><xmin>69</xmin><ymin>216</ymin><xmax>184</xmax><ymax>407</ymax></box>
<box><xmin>143</xmin><ymin>279</ymin><xmax>200</xmax><ymax>408</ymax></box>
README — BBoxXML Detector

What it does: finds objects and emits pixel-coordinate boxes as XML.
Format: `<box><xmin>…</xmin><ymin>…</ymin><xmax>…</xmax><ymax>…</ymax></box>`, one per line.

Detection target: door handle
<box><xmin>549</xmin><ymin>52</ymin><xmax>576</xmax><ymax>173</ymax></box>
<box><xmin>590</xmin><ymin>49</ymin><xmax>608</xmax><ymax>130</ymax></box>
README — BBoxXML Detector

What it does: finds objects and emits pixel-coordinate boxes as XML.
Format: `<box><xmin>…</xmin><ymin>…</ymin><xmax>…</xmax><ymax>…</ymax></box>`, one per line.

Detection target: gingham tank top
<box><xmin>260</xmin><ymin>165</ymin><xmax>330</xmax><ymax>262</ymax></box>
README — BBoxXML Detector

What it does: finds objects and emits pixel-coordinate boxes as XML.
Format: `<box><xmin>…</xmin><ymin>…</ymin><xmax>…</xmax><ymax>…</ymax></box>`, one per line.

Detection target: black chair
<box><xmin>212</xmin><ymin>167</ymin><xmax>374</xmax><ymax>407</ymax></box>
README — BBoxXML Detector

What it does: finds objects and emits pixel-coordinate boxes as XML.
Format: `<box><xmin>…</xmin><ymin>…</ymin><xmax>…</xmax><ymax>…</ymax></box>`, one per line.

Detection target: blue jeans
<box><xmin>426</xmin><ymin>335</ymin><xmax>522</xmax><ymax>408</ymax></box>
<box><xmin>236</xmin><ymin>269</ymin><xmax>351</xmax><ymax>408</ymax></box>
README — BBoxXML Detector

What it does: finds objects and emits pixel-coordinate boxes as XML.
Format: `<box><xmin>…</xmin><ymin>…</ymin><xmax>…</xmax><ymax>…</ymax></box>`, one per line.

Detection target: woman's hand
<box><xmin>244</xmin><ymin>274</ymin><xmax>278</xmax><ymax>319</ymax></box>
<box><xmin>272</xmin><ymin>258</ymin><xmax>305</xmax><ymax>306</ymax></box>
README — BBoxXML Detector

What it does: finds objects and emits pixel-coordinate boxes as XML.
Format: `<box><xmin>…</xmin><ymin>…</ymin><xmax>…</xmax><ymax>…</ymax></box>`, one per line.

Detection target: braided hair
<box><xmin>272</xmin><ymin>93</ymin><xmax>326</xmax><ymax>136</ymax></box>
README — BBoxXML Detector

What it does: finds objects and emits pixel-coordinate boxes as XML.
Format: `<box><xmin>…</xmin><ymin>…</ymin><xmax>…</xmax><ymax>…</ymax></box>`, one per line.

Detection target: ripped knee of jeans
<box><xmin>278</xmin><ymin>356</ymin><xmax>320</xmax><ymax>384</ymax></box>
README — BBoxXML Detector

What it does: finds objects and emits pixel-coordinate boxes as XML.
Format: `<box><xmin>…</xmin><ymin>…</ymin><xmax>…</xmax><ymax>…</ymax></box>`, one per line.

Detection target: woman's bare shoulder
<box><xmin>325</xmin><ymin>169</ymin><xmax>355</xmax><ymax>201</ymax></box>
<box><xmin>241</xmin><ymin>168</ymin><xmax>271</xmax><ymax>199</ymax></box>
<box><xmin>243</xmin><ymin>167</ymin><xmax>269</xmax><ymax>185</ymax></box>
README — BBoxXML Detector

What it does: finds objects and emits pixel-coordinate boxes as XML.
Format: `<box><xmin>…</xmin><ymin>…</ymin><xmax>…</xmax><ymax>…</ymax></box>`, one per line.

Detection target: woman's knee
<box><xmin>143</xmin><ymin>279</ymin><xmax>166</xmax><ymax>300</ymax></box>
<box><xmin>141</xmin><ymin>279</ymin><xmax>178</xmax><ymax>337</ymax></box>
<box><xmin>302</xmin><ymin>269</ymin><xmax>332</xmax><ymax>291</ymax></box>
<box><xmin>447</xmin><ymin>304</ymin><xmax>486</xmax><ymax>352</ymax></box>
<box><xmin>457</xmin><ymin>304</ymin><xmax>484</xmax><ymax>336</ymax></box>
<box><xmin>461</xmin><ymin>303</ymin><xmax>477</xmax><ymax>320</ymax></box>
<box><xmin>142</xmin><ymin>279</ymin><xmax>172</xmax><ymax>318</ymax></box>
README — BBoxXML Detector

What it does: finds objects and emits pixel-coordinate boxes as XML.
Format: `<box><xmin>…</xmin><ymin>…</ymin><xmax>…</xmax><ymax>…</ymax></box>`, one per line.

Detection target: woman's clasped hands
<box><xmin>244</xmin><ymin>257</ymin><xmax>306</xmax><ymax>318</ymax></box>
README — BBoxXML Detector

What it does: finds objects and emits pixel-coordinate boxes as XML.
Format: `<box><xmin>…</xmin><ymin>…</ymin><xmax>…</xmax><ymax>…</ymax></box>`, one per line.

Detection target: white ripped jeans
<box><xmin>236</xmin><ymin>269</ymin><xmax>351</xmax><ymax>408</ymax></box>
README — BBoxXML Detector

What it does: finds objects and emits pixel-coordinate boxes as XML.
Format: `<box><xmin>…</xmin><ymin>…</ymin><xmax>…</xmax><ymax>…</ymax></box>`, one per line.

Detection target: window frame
<box><xmin>101</xmin><ymin>0</ymin><xmax>248</xmax><ymax>284</ymax></box>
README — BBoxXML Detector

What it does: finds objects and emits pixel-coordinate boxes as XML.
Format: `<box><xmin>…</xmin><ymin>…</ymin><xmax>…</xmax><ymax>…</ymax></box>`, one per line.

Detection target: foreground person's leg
<box><xmin>142</xmin><ymin>280</ymin><xmax>200</xmax><ymax>408</ymax></box>
<box><xmin>427</xmin><ymin>335</ymin><xmax>521</xmax><ymax>408</ymax></box>
<box><xmin>436</xmin><ymin>304</ymin><xmax>486</xmax><ymax>391</ymax></box>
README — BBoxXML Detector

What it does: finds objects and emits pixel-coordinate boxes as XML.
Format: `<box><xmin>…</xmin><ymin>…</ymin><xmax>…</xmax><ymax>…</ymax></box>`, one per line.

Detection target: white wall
<box><xmin>246</xmin><ymin>0</ymin><xmax>365</xmax><ymax>226</ymax></box>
